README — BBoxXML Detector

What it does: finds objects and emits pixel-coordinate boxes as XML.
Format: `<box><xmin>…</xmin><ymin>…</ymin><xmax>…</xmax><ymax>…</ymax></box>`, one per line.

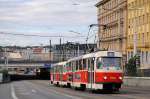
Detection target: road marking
<box><xmin>50</xmin><ymin>89</ymin><xmax>83</xmax><ymax>99</ymax></box>
<box><xmin>26</xmin><ymin>81</ymin><xmax>83</xmax><ymax>99</ymax></box>
<box><xmin>112</xmin><ymin>94</ymin><xmax>146</xmax><ymax>99</ymax></box>
<box><xmin>31</xmin><ymin>89</ymin><xmax>37</xmax><ymax>93</ymax></box>
<box><xmin>11</xmin><ymin>84</ymin><xmax>19</xmax><ymax>99</ymax></box>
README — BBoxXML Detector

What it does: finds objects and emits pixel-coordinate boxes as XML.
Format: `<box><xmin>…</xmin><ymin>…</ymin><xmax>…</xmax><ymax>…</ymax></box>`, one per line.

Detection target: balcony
<box><xmin>127</xmin><ymin>42</ymin><xmax>150</xmax><ymax>49</ymax></box>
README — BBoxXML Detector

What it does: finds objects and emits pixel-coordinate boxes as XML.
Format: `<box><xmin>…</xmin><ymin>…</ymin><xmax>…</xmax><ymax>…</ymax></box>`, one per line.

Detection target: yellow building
<box><xmin>127</xmin><ymin>0</ymin><xmax>150</xmax><ymax>74</ymax></box>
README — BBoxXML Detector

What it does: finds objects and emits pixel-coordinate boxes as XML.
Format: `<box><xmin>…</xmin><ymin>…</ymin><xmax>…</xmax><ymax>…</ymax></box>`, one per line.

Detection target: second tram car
<box><xmin>50</xmin><ymin>51</ymin><xmax>123</xmax><ymax>92</ymax></box>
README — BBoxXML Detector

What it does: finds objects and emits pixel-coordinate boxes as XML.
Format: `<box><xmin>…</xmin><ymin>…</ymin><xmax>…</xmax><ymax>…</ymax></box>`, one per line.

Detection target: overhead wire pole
<box><xmin>86</xmin><ymin>26</ymin><xmax>92</xmax><ymax>53</ymax></box>
<box><xmin>59</xmin><ymin>38</ymin><xmax>62</xmax><ymax>62</ymax></box>
<box><xmin>89</xmin><ymin>24</ymin><xmax>107</xmax><ymax>51</ymax></box>
<box><xmin>49</xmin><ymin>40</ymin><xmax>52</xmax><ymax>63</ymax></box>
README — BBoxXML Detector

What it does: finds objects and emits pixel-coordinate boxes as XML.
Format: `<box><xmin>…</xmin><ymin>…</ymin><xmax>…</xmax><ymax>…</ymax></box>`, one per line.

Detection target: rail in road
<box><xmin>0</xmin><ymin>80</ymin><xmax>150</xmax><ymax>99</ymax></box>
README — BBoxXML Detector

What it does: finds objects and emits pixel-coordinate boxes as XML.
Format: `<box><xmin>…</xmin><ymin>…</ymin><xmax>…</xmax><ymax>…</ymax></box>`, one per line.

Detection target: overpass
<box><xmin>0</xmin><ymin>60</ymin><xmax>57</xmax><ymax>68</ymax></box>
<box><xmin>0</xmin><ymin>63</ymin><xmax>44</xmax><ymax>68</ymax></box>
<box><xmin>0</xmin><ymin>60</ymin><xmax>57</xmax><ymax>80</ymax></box>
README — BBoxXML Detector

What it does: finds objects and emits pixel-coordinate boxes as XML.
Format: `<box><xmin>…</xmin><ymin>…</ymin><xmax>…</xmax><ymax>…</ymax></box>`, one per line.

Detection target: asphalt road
<box><xmin>0</xmin><ymin>80</ymin><xmax>150</xmax><ymax>99</ymax></box>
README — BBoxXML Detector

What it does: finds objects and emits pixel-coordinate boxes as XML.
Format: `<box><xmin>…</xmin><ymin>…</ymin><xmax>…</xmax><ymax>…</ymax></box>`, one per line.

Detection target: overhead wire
<box><xmin>0</xmin><ymin>32</ymin><xmax>86</xmax><ymax>38</ymax></box>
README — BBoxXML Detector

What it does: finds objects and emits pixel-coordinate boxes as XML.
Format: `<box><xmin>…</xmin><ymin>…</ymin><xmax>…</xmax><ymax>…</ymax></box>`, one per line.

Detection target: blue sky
<box><xmin>0</xmin><ymin>0</ymin><xmax>99</xmax><ymax>46</ymax></box>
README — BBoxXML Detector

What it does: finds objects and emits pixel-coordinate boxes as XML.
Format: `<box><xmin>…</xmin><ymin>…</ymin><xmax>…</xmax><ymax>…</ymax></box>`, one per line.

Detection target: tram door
<box><xmin>88</xmin><ymin>58</ymin><xmax>95</xmax><ymax>89</ymax></box>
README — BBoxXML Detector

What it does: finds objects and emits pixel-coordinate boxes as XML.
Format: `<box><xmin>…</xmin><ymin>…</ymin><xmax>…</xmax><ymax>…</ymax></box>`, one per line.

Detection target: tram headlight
<box><xmin>119</xmin><ymin>76</ymin><xmax>123</xmax><ymax>80</ymax></box>
<box><xmin>103</xmin><ymin>76</ymin><xmax>108</xmax><ymax>80</ymax></box>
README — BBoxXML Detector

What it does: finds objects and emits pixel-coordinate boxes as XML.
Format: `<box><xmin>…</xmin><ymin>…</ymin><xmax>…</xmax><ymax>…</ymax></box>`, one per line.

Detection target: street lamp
<box><xmin>4</xmin><ymin>48</ymin><xmax>8</xmax><ymax>70</ymax></box>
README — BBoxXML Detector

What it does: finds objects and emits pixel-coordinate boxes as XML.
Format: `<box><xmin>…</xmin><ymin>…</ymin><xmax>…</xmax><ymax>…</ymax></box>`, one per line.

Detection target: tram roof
<box><xmin>51</xmin><ymin>61</ymin><xmax>67</xmax><ymax>67</ymax></box>
<box><xmin>67</xmin><ymin>51</ymin><xmax>122</xmax><ymax>62</ymax></box>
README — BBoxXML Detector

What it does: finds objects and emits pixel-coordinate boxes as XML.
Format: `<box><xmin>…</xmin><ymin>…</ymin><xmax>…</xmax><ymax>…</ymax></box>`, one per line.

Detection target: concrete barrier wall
<box><xmin>124</xmin><ymin>77</ymin><xmax>150</xmax><ymax>87</ymax></box>
<box><xmin>0</xmin><ymin>73</ymin><xmax>3</xmax><ymax>83</ymax></box>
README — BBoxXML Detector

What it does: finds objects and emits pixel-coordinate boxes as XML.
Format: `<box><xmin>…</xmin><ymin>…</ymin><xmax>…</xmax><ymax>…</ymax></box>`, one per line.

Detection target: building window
<box><xmin>131</xmin><ymin>52</ymin><xmax>133</xmax><ymax>57</ymax></box>
<box><xmin>141</xmin><ymin>51</ymin><xmax>144</xmax><ymax>64</ymax></box>
<box><xmin>146</xmin><ymin>51</ymin><xmax>148</xmax><ymax>63</ymax></box>
<box><xmin>142</xmin><ymin>33</ymin><xmax>145</xmax><ymax>45</ymax></box>
<box><xmin>128</xmin><ymin>52</ymin><xmax>130</xmax><ymax>60</ymax></box>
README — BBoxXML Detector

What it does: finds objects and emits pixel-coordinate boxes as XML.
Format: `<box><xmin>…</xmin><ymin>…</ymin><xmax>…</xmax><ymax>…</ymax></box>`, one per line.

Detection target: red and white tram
<box><xmin>50</xmin><ymin>51</ymin><xmax>123</xmax><ymax>91</ymax></box>
<box><xmin>50</xmin><ymin>61</ymin><xmax>67</xmax><ymax>86</ymax></box>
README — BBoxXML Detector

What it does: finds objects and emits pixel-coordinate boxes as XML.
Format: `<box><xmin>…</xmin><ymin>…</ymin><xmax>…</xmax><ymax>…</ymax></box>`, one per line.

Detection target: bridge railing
<box><xmin>0</xmin><ymin>60</ymin><xmax>57</xmax><ymax>64</ymax></box>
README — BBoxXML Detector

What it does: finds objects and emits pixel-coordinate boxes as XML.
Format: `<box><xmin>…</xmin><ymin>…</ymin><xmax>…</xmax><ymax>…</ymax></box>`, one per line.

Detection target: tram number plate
<box><xmin>110</xmin><ymin>77</ymin><xmax>116</xmax><ymax>80</ymax></box>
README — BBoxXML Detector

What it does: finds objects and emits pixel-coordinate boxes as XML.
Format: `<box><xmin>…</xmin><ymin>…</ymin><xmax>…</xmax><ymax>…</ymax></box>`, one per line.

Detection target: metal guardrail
<box><xmin>0</xmin><ymin>60</ymin><xmax>56</xmax><ymax>64</ymax></box>
<box><xmin>0</xmin><ymin>73</ymin><xmax>3</xmax><ymax>83</ymax></box>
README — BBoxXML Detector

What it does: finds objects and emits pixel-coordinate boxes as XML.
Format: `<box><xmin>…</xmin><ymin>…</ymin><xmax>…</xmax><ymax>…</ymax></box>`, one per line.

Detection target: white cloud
<box><xmin>0</xmin><ymin>0</ymin><xmax>99</xmax><ymax>46</ymax></box>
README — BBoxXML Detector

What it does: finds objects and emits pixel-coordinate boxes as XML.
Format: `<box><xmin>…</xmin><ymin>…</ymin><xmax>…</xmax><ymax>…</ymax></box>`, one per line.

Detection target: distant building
<box><xmin>0</xmin><ymin>46</ymin><xmax>53</xmax><ymax>62</ymax></box>
<box><xmin>53</xmin><ymin>42</ymin><xmax>96</xmax><ymax>62</ymax></box>
<box><xmin>0</xmin><ymin>43</ymin><xmax>96</xmax><ymax>63</ymax></box>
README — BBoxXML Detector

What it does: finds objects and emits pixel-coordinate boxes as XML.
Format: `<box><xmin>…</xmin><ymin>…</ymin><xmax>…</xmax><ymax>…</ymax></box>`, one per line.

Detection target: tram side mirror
<box><xmin>98</xmin><ymin>58</ymin><xmax>101</xmax><ymax>61</ymax></box>
<box><xmin>91</xmin><ymin>58</ymin><xmax>95</xmax><ymax>64</ymax></box>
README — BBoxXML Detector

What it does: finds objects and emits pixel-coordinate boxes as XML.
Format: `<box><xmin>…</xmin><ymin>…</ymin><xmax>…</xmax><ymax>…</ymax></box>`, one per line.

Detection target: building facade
<box><xmin>127</xmin><ymin>0</ymin><xmax>150</xmax><ymax>75</ymax></box>
<box><xmin>96</xmin><ymin>0</ymin><xmax>127</xmax><ymax>55</ymax></box>
<box><xmin>96</xmin><ymin>0</ymin><xmax>127</xmax><ymax>67</ymax></box>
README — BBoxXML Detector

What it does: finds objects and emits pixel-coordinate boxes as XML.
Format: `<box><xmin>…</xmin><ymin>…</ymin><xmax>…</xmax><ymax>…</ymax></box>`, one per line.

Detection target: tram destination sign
<box><xmin>107</xmin><ymin>52</ymin><xmax>114</xmax><ymax>57</ymax></box>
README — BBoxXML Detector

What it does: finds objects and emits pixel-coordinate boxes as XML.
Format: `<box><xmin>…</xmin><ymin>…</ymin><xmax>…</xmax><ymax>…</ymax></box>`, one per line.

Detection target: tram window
<box><xmin>66</xmin><ymin>63</ymin><xmax>69</xmax><ymax>72</ymax></box>
<box><xmin>71</xmin><ymin>62</ymin><xmax>74</xmax><ymax>71</ymax></box>
<box><xmin>88</xmin><ymin>59</ymin><xmax>91</xmax><ymax>70</ymax></box>
<box><xmin>76</xmin><ymin>60</ymin><xmax>78</xmax><ymax>71</ymax></box>
<box><xmin>101</xmin><ymin>57</ymin><xmax>121</xmax><ymax>67</ymax></box>
<box><xmin>58</xmin><ymin>66</ymin><xmax>60</xmax><ymax>72</ymax></box>
<box><xmin>56</xmin><ymin>66</ymin><xmax>58</xmax><ymax>72</ymax></box>
<box><xmin>54</xmin><ymin>67</ymin><xmax>55</xmax><ymax>73</ymax></box>
<box><xmin>83</xmin><ymin>59</ymin><xmax>87</xmax><ymax>70</ymax></box>
<box><xmin>79</xmin><ymin>59</ymin><xmax>82</xmax><ymax>70</ymax></box>
<box><xmin>72</xmin><ymin>61</ymin><xmax>75</xmax><ymax>72</ymax></box>
<box><xmin>91</xmin><ymin>58</ymin><xmax>94</xmax><ymax>70</ymax></box>
<box><xmin>63</xmin><ymin>65</ymin><xmax>65</xmax><ymax>73</ymax></box>
<box><xmin>55</xmin><ymin>66</ymin><xmax>56</xmax><ymax>72</ymax></box>
<box><xmin>88</xmin><ymin>58</ymin><xmax>94</xmax><ymax>70</ymax></box>
<box><xmin>57</xmin><ymin>66</ymin><xmax>59</xmax><ymax>72</ymax></box>
<box><xmin>60</xmin><ymin>66</ymin><xmax>62</xmax><ymax>72</ymax></box>
<box><xmin>69</xmin><ymin>62</ymin><xmax>71</xmax><ymax>72</ymax></box>
<box><xmin>97</xmin><ymin>58</ymin><xmax>103</xmax><ymax>69</ymax></box>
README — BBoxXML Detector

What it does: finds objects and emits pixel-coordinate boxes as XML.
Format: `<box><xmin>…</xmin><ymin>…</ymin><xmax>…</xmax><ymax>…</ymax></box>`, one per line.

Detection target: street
<box><xmin>0</xmin><ymin>80</ymin><xmax>150</xmax><ymax>99</ymax></box>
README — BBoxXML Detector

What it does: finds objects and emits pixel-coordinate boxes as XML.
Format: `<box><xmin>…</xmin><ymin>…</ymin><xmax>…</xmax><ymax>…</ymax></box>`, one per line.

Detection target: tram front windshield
<box><xmin>97</xmin><ymin>57</ymin><xmax>121</xmax><ymax>69</ymax></box>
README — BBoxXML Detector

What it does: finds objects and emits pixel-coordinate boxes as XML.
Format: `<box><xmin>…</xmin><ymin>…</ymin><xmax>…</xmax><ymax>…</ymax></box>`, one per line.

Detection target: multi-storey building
<box><xmin>96</xmin><ymin>0</ymin><xmax>127</xmax><ymax>66</ymax></box>
<box><xmin>127</xmin><ymin>0</ymin><xmax>150</xmax><ymax>75</ymax></box>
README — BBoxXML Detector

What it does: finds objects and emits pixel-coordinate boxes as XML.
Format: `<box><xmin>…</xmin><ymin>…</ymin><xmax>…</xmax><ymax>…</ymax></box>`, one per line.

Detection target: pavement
<box><xmin>0</xmin><ymin>80</ymin><xmax>150</xmax><ymax>99</ymax></box>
